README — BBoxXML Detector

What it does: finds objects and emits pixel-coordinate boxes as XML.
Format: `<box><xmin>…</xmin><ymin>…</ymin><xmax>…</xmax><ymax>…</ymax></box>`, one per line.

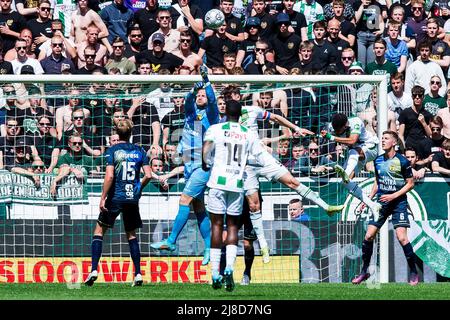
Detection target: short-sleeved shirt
<box><xmin>432</xmin><ymin>151</ymin><xmax>450</xmax><ymax>170</ymax></box>
<box><xmin>270</xmin><ymin>32</ymin><xmax>301</xmax><ymax>69</ymax></box>
<box><xmin>374</xmin><ymin>152</ymin><xmax>412</xmax><ymax>202</ymax></box>
<box><xmin>353</xmin><ymin>1</ymin><xmax>383</xmax><ymax>32</ymax></box>
<box><xmin>134</xmin><ymin>50</ymin><xmax>184</xmax><ymax>73</ymax></box>
<box><xmin>384</xmin><ymin>37</ymin><xmax>408</xmax><ymax>68</ymax></box>
<box><xmin>104</xmin><ymin>142</ymin><xmax>149</xmax><ymax>203</ymax></box>
<box><xmin>422</xmin><ymin>95</ymin><xmax>447</xmax><ymax>116</ymax></box>
<box><xmin>56</xmin><ymin>152</ymin><xmax>96</xmax><ymax>174</ymax></box>
<box><xmin>398</xmin><ymin>107</ymin><xmax>433</xmax><ymax>144</ymax></box>
<box><xmin>0</xmin><ymin>12</ymin><xmax>27</xmax><ymax>52</ymax></box>
<box><xmin>161</xmin><ymin>108</ymin><xmax>185</xmax><ymax>144</ymax></box>
<box><xmin>200</xmin><ymin>35</ymin><xmax>238</xmax><ymax>68</ymax></box>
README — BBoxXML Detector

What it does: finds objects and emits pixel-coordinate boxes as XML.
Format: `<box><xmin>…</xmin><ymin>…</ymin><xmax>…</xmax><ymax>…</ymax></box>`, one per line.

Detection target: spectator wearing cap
<box><xmin>0</xmin><ymin>0</ymin><xmax>27</xmax><ymax>53</ymax></box>
<box><xmin>236</xmin><ymin>16</ymin><xmax>263</xmax><ymax>69</ymax></box>
<box><xmin>134</xmin><ymin>0</ymin><xmax>160</xmax><ymax>44</ymax></box>
<box><xmin>148</xmin><ymin>9</ymin><xmax>180</xmax><ymax>53</ymax></box>
<box><xmin>100</xmin><ymin>0</ymin><xmax>134</xmax><ymax>45</ymax></box>
<box><xmin>173</xmin><ymin>31</ymin><xmax>203</xmax><ymax>72</ymax></box>
<box><xmin>310</xmin><ymin>20</ymin><xmax>338</xmax><ymax>73</ymax></box>
<box><xmin>5</xmin><ymin>137</ymin><xmax>33</xmax><ymax>173</ymax></box>
<box><xmin>198</xmin><ymin>21</ymin><xmax>238</xmax><ymax>69</ymax></box>
<box><xmin>169</xmin><ymin>0</ymin><xmax>204</xmax><ymax>53</ymax></box>
<box><xmin>293</xmin><ymin>0</ymin><xmax>324</xmax><ymax>41</ymax></box>
<box><xmin>105</xmin><ymin>37</ymin><xmax>136</xmax><ymax>74</ymax></box>
<box><xmin>365</xmin><ymin>38</ymin><xmax>397</xmax><ymax>91</ymax></box>
<box><xmin>10</xmin><ymin>39</ymin><xmax>44</xmax><ymax>75</ymax></box>
<box><xmin>40</xmin><ymin>35</ymin><xmax>76</xmax><ymax>74</ymax></box>
<box><xmin>282</xmin><ymin>0</ymin><xmax>307</xmax><ymax>41</ymax></box>
<box><xmin>217</xmin><ymin>0</ymin><xmax>245</xmax><ymax>42</ymax></box>
<box><xmin>131</xmin><ymin>32</ymin><xmax>184</xmax><ymax>73</ymax></box>
<box><xmin>244</xmin><ymin>39</ymin><xmax>276</xmax><ymax>75</ymax></box>
<box><xmin>405</xmin><ymin>41</ymin><xmax>447</xmax><ymax>97</ymax></box>
<box><xmin>270</xmin><ymin>13</ymin><xmax>301</xmax><ymax>75</ymax></box>
<box><xmin>251</xmin><ymin>0</ymin><xmax>277</xmax><ymax>41</ymax></box>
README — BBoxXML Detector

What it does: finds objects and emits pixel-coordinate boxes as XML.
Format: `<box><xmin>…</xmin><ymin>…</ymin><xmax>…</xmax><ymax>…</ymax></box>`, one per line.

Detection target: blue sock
<box><xmin>168</xmin><ymin>204</ymin><xmax>191</xmax><ymax>244</ymax></box>
<box><xmin>402</xmin><ymin>243</ymin><xmax>417</xmax><ymax>274</ymax></box>
<box><xmin>128</xmin><ymin>238</ymin><xmax>141</xmax><ymax>276</ymax></box>
<box><xmin>196</xmin><ymin>211</ymin><xmax>211</xmax><ymax>250</ymax></box>
<box><xmin>361</xmin><ymin>240</ymin><xmax>373</xmax><ymax>274</ymax></box>
<box><xmin>91</xmin><ymin>235</ymin><xmax>103</xmax><ymax>272</ymax></box>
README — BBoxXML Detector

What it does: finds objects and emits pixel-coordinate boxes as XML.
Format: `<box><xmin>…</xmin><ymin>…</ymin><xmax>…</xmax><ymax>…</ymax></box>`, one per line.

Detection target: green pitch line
<box><xmin>0</xmin><ymin>283</ymin><xmax>449</xmax><ymax>300</ymax></box>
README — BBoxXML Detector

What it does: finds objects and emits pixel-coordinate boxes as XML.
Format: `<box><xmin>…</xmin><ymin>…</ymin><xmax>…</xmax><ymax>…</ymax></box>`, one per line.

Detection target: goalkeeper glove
<box><xmin>192</xmin><ymin>81</ymin><xmax>204</xmax><ymax>94</ymax></box>
<box><xmin>199</xmin><ymin>65</ymin><xmax>209</xmax><ymax>83</ymax></box>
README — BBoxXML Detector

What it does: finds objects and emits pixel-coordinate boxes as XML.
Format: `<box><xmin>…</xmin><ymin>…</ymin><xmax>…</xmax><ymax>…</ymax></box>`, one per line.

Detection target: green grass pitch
<box><xmin>1</xmin><ymin>283</ymin><xmax>449</xmax><ymax>300</ymax></box>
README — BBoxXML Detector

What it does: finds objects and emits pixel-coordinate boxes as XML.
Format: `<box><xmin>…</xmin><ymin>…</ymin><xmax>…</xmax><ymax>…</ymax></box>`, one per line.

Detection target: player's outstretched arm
<box><xmin>185</xmin><ymin>81</ymin><xmax>204</xmax><ymax>116</ymax></box>
<box><xmin>321</xmin><ymin>129</ymin><xmax>359</xmax><ymax>146</ymax></box>
<box><xmin>270</xmin><ymin>113</ymin><xmax>313</xmax><ymax>137</ymax></box>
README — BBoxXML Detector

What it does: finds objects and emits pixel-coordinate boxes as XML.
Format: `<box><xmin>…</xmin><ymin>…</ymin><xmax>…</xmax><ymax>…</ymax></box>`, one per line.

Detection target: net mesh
<box><xmin>0</xmin><ymin>76</ymin><xmax>382</xmax><ymax>284</ymax></box>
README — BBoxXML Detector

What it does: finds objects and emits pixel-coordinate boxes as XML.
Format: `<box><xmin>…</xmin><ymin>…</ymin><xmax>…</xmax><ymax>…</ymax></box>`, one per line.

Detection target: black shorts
<box><xmin>97</xmin><ymin>200</ymin><xmax>143</xmax><ymax>232</ymax></box>
<box><xmin>369</xmin><ymin>198</ymin><xmax>410</xmax><ymax>229</ymax></box>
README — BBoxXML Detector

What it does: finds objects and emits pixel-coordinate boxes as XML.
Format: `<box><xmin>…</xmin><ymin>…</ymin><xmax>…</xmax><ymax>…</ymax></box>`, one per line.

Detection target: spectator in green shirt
<box><xmin>365</xmin><ymin>38</ymin><xmax>397</xmax><ymax>92</ymax></box>
<box><xmin>423</xmin><ymin>75</ymin><xmax>447</xmax><ymax>116</ymax></box>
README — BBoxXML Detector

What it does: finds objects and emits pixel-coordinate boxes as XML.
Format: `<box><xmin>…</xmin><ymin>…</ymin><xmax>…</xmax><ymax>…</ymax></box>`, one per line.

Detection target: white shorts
<box><xmin>206</xmin><ymin>188</ymin><xmax>244</xmax><ymax>216</ymax></box>
<box><xmin>347</xmin><ymin>143</ymin><xmax>378</xmax><ymax>174</ymax></box>
<box><xmin>244</xmin><ymin>151</ymin><xmax>288</xmax><ymax>195</ymax></box>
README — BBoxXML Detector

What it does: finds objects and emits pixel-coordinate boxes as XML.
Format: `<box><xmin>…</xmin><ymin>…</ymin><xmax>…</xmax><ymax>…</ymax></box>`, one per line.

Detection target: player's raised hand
<box><xmin>194</xmin><ymin>81</ymin><xmax>204</xmax><ymax>91</ymax></box>
<box><xmin>199</xmin><ymin>65</ymin><xmax>209</xmax><ymax>82</ymax></box>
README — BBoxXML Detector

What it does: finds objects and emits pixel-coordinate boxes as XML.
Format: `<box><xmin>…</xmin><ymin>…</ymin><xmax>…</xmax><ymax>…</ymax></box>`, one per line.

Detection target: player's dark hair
<box><xmin>221</xmin><ymin>85</ymin><xmax>241</xmax><ymax>101</ymax></box>
<box><xmin>331</xmin><ymin>113</ymin><xmax>348</xmax><ymax>131</ymax></box>
<box><xmin>116</xmin><ymin>119</ymin><xmax>133</xmax><ymax>141</ymax></box>
<box><xmin>404</xmin><ymin>147</ymin><xmax>417</xmax><ymax>154</ymax></box>
<box><xmin>225</xmin><ymin>100</ymin><xmax>242</xmax><ymax>120</ymax></box>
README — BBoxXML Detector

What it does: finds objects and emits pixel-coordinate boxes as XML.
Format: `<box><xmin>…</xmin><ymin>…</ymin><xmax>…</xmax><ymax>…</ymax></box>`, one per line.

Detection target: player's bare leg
<box><xmin>277</xmin><ymin>172</ymin><xmax>344</xmax><ymax>216</ymax></box>
<box><xmin>223</xmin><ymin>214</ymin><xmax>239</xmax><ymax>292</ymax></box>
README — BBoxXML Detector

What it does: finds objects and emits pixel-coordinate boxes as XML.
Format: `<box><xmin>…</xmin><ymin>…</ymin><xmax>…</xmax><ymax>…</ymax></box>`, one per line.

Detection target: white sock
<box><xmin>295</xmin><ymin>184</ymin><xmax>329</xmax><ymax>211</ymax></box>
<box><xmin>250</xmin><ymin>211</ymin><xmax>268</xmax><ymax>248</ymax></box>
<box><xmin>345</xmin><ymin>181</ymin><xmax>378</xmax><ymax>210</ymax></box>
<box><xmin>345</xmin><ymin>150</ymin><xmax>360</xmax><ymax>177</ymax></box>
<box><xmin>210</xmin><ymin>248</ymin><xmax>221</xmax><ymax>277</ymax></box>
<box><xmin>225</xmin><ymin>244</ymin><xmax>238</xmax><ymax>271</ymax></box>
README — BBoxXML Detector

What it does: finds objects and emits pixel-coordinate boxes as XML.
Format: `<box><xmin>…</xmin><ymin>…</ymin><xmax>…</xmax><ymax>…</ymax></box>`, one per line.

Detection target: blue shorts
<box><xmin>369</xmin><ymin>198</ymin><xmax>410</xmax><ymax>229</ymax></box>
<box><xmin>97</xmin><ymin>200</ymin><xmax>142</xmax><ymax>232</ymax></box>
<box><xmin>183</xmin><ymin>167</ymin><xmax>210</xmax><ymax>200</ymax></box>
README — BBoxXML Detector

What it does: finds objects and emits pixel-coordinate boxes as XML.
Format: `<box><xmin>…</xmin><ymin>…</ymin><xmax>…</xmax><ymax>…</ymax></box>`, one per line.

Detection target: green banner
<box><xmin>0</xmin><ymin>171</ymin><xmax>88</xmax><ymax>205</ymax></box>
<box><xmin>409</xmin><ymin>220</ymin><xmax>450</xmax><ymax>278</ymax></box>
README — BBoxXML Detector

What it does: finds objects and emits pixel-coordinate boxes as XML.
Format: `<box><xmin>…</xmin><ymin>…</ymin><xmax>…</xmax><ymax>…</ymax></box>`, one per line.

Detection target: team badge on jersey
<box><xmin>231</xmin><ymin>22</ymin><xmax>237</xmax><ymax>29</ymax></box>
<box><xmin>196</xmin><ymin>114</ymin><xmax>203</xmax><ymax>120</ymax></box>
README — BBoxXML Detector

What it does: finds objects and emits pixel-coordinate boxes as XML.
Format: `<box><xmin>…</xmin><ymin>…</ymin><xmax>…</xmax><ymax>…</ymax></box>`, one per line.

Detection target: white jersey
<box><xmin>239</xmin><ymin>105</ymin><xmax>271</xmax><ymax>134</ymax></box>
<box><xmin>53</xmin><ymin>0</ymin><xmax>77</xmax><ymax>38</ymax></box>
<box><xmin>205</xmin><ymin>122</ymin><xmax>264</xmax><ymax>193</ymax></box>
<box><xmin>328</xmin><ymin>116</ymin><xmax>378</xmax><ymax>149</ymax></box>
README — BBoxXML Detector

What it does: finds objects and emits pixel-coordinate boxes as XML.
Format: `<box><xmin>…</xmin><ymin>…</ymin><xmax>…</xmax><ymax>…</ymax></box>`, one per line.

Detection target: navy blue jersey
<box><xmin>105</xmin><ymin>142</ymin><xmax>149</xmax><ymax>203</ymax></box>
<box><xmin>374</xmin><ymin>152</ymin><xmax>413</xmax><ymax>200</ymax></box>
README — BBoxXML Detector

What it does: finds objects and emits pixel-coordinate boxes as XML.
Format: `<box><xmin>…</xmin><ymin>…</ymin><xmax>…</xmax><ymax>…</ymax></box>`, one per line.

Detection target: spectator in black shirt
<box><xmin>404</xmin><ymin>147</ymin><xmax>428</xmax><ymax>180</ymax></box>
<box><xmin>133</xmin><ymin>0</ymin><xmax>159</xmax><ymax>44</ymax></box>
<box><xmin>28</xmin><ymin>115</ymin><xmax>60</xmax><ymax>173</ymax></box>
<box><xmin>271</xmin><ymin>12</ymin><xmax>301</xmax><ymax>75</ymax></box>
<box><xmin>330</xmin><ymin>0</ymin><xmax>356</xmax><ymax>48</ymax></box>
<box><xmin>162</xmin><ymin>95</ymin><xmax>185</xmax><ymax>145</ymax></box>
<box><xmin>236</xmin><ymin>16</ymin><xmax>262</xmax><ymax>69</ymax></box>
<box><xmin>311</xmin><ymin>20</ymin><xmax>338</xmax><ymax>73</ymax></box>
<box><xmin>431</xmin><ymin>138</ymin><xmax>450</xmax><ymax>176</ymax></box>
<box><xmin>27</xmin><ymin>0</ymin><xmax>53</xmax><ymax>49</ymax></box>
<box><xmin>218</xmin><ymin>0</ymin><xmax>245</xmax><ymax>42</ymax></box>
<box><xmin>22</xmin><ymin>94</ymin><xmax>53</xmax><ymax>136</ymax></box>
<box><xmin>76</xmin><ymin>46</ymin><xmax>108</xmax><ymax>74</ymax></box>
<box><xmin>0</xmin><ymin>0</ymin><xmax>27</xmax><ymax>52</ymax></box>
<box><xmin>251</xmin><ymin>0</ymin><xmax>277</xmax><ymax>41</ymax></box>
<box><xmin>244</xmin><ymin>39</ymin><xmax>276</xmax><ymax>75</ymax></box>
<box><xmin>169</xmin><ymin>0</ymin><xmax>204</xmax><ymax>52</ymax></box>
<box><xmin>131</xmin><ymin>32</ymin><xmax>184</xmax><ymax>73</ymax></box>
<box><xmin>1</xmin><ymin>84</ymin><xmax>26</xmax><ymax>126</ymax></box>
<box><xmin>399</xmin><ymin>85</ymin><xmax>433</xmax><ymax>158</ymax></box>
<box><xmin>11</xmin><ymin>158</ymin><xmax>44</xmax><ymax>188</ymax></box>
<box><xmin>326</xmin><ymin>18</ymin><xmax>350</xmax><ymax>61</ymax></box>
<box><xmin>198</xmin><ymin>22</ymin><xmax>238</xmax><ymax>69</ymax></box>
<box><xmin>291</xmin><ymin>40</ymin><xmax>320</xmax><ymax>74</ymax></box>
<box><xmin>124</xmin><ymin>25</ymin><xmax>146</xmax><ymax>58</ymax></box>
<box><xmin>417</xmin><ymin>115</ymin><xmax>447</xmax><ymax>168</ymax></box>
<box><xmin>0</xmin><ymin>118</ymin><xmax>28</xmax><ymax>170</ymax></box>
<box><xmin>282</xmin><ymin>0</ymin><xmax>307</xmax><ymax>41</ymax></box>
<box><xmin>0</xmin><ymin>41</ymin><xmax>13</xmax><ymax>74</ymax></box>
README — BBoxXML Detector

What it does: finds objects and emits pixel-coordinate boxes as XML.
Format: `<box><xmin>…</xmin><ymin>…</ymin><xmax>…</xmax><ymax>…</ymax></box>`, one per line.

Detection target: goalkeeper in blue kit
<box><xmin>352</xmin><ymin>131</ymin><xmax>419</xmax><ymax>286</ymax></box>
<box><xmin>151</xmin><ymin>66</ymin><xmax>219</xmax><ymax>265</ymax></box>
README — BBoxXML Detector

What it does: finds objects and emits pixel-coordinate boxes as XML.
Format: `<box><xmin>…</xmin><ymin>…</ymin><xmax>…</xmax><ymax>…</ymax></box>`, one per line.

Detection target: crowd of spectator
<box><xmin>1</xmin><ymin>0</ymin><xmax>450</xmax><ymax>191</ymax></box>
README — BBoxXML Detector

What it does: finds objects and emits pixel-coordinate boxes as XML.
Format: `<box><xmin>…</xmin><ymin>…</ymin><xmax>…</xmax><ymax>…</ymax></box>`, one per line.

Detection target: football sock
<box><xmin>196</xmin><ymin>211</ymin><xmax>211</xmax><ymax>250</ymax></box>
<box><xmin>295</xmin><ymin>184</ymin><xmax>329</xmax><ymax>211</ymax></box>
<box><xmin>361</xmin><ymin>239</ymin><xmax>374</xmax><ymax>274</ymax></box>
<box><xmin>225</xmin><ymin>244</ymin><xmax>238</xmax><ymax>271</ymax></box>
<box><xmin>345</xmin><ymin>151</ymin><xmax>359</xmax><ymax>177</ymax></box>
<box><xmin>168</xmin><ymin>204</ymin><xmax>190</xmax><ymax>244</ymax></box>
<box><xmin>210</xmin><ymin>248</ymin><xmax>222</xmax><ymax>277</ymax></box>
<box><xmin>345</xmin><ymin>181</ymin><xmax>378</xmax><ymax>211</ymax></box>
<box><xmin>219</xmin><ymin>246</ymin><xmax>227</xmax><ymax>276</ymax></box>
<box><xmin>244</xmin><ymin>246</ymin><xmax>255</xmax><ymax>278</ymax></box>
<box><xmin>91</xmin><ymin>235</ymin><xmax>103</xmax><ymax>272</ymax></box>
<box><xmin>250</xmin><ymin>211</ymin><xmax>268</xmax><ymax>248</ymax></box>
<box><xmin>128</xmin><ymin>238</ymin><xmax>141</xmax><ymax>276</ymax></box>
<box><xmin>402</xmin><ymin>243</ymin><xmax>418</xmax><ymax>274</ymax></box>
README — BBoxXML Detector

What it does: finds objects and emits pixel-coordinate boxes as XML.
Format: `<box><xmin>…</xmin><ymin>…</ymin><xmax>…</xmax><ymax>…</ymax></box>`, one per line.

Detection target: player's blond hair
<box><xmin>116</xmin><ymin>119</ymin><xmax>133</xmax><ymax>141</ymax></box>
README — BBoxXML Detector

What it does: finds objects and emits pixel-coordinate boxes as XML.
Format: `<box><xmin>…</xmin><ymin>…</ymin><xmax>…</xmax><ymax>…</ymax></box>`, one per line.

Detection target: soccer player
<box><xmin>203</xmin><ymin>99</ymin><xmax>266</xmax><ymax>291</ymax></box>
<box><xmin>321</xmin><ymin>113</ymin><xmax>382</xmax><ymax>219</ymax></box>
<box><xmin>223</xmin><ymin>85</ymin><xmax>344</xmax><ymax>264</ymax></box>
<box><xmin>151</xmin><ymin>66</ymin><xmax>219</xmax><ymax>265</ymax></box>
<box><xmin>352</xmin><ymin>130</ymin><xmax>418</xmax><ymax>286</ymax></box>
<box><xmin>85</xmin><ymin>119</ymin><xmax>152</xmax><ymax>287</ymax></box>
